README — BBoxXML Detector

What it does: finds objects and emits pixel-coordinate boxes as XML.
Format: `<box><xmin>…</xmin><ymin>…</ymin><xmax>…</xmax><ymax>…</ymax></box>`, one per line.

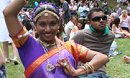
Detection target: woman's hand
<box><xmin>57</xmin><ymin>58</ymin><xmax>77</xmax><ymax>76</ymax></box>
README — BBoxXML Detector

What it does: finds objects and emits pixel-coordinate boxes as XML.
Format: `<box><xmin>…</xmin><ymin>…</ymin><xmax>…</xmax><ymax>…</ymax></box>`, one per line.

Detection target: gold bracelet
<box><xmin>84</xmin><ymin>65</ymin><xmax>88</xmax><ymax>74</ymax></box>
<box><xmin>84</xmin><ymin>63</ymin><xmax>94</xmax><ymax>73</ymax></box>
<box><xmin>89</xmin><ymin>62</ymin><xmax>94</xmax><ymax>72</ymax></box>
<box><xmin>80</xmin><ymin>66</ymin><xmax>86</xmax><ymax>71</ymax></box>
<box><xmin>79</xmin><ymin>65</ymin><xmax>88</xmax><ymax>74</ymax></box>
<box><xmin>87</xmin><ymin>63</ymin><xmax>94</xmax><ymax>73</ymax></box>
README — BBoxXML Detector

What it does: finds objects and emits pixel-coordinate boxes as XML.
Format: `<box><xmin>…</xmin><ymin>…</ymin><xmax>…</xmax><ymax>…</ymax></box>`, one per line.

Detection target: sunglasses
<box><xmin>91</xmin><ymin>15</ymin><xmax>107</xmax><ymax>21</ymax></box>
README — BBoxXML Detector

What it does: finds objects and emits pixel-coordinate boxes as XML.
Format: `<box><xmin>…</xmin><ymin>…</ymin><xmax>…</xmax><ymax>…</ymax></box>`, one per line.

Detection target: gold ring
<box><xmin>63</xmin><ymin>62</ymin><xmax>67</xmax><ymax>67</ymax></box>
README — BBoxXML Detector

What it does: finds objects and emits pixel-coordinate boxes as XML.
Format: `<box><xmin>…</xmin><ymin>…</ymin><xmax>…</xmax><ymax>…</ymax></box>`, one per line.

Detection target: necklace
<box><xmin>38</xmin><ymin>39</ymin><xmax>56</xmax><ymax>73</ymax></box>
<box><xmin>38</xmin><ymin>39</ymin><xmax>63</xmax><ymax>76</ymax></box>
<box><xmin>38</xmin><ymin>40</ymin><xmax>56</xmax><ymax>48</ymax></box>
<box><xmin>43</xmin><ymin>47</ymin><xmax>55</xmax><ymax>72</ymax></box>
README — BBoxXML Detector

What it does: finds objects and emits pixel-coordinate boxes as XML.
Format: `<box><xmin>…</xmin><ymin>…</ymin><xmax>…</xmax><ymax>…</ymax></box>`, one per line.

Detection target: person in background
<box><xmin>127</xmin><ymin>2</ymin><xmax>130</xmax><ymax>16</ymax></box>
<box><xmin>22</xmin><ymin>14</ymin><xmax>32</xmax><ymax>31</ymax></box>
<box><xmin>22</xmin><ymin>13</ymin><xmax>36</xmax><ymax>37</ymax></box>
<box><xmin>78</xmin><ymin>2</ymin><xmax>86</xmax><ymax>18</ymax></box>
<box><xmin>77</xmin><ymin>19</ymin><xmax>83</xmax><ymax>30</ymax></box>
<box><xmin>111</xmin><ymin>17</ymin><xmax>125</xmax><ymax>38</ymax></box>
<box><xmin>69</xmin><ymin>19</ymin><xmax>83</xmax><ymax>40</ymax></box>
<box><xmin>0</xmin><ymin>48</ymin><xmax>6</xmax><ymax>78</ymax></box>
<box><xmin>119</xmin><ymin>10</ymin><xmax>130</xmax><ymax>32</ymax></box>
<box><xmin>108</xmin><ymin>12</ymin><xmax>119</xmax><ymax>30</ymax></box>
<box><xmin>93</xmin><ymin>1</ymin><xmax>99</xmax><ymax>8</ymax></box>
<box><xmin>3</xmin><ymin>1</ymin><xmax>109</xmax><ymax>78</ymax></box>
<box><xmin>71</xmin><ymin>8</ymin><xmax>115</xmax><ymax>78</ymax></box>
<box><xmin>0</xmin><ymin>0</ymin><xmax>19</xmax><ymax>65</ymax></box>
<box><xmin>60</xmin><ymin>0</ymin><xmax>71</xmax><ymax>24</ymax></box>
<box><xmin>69</xmin><ymin>0</ymin><xmax>77</xmax><ymax>16</ymax></box>
<box><xmin>116</xmin><ymin>4</ymin><xmax>122</xmax><ymax>16</ymax></box>
<box><xmin>64</xmin><ymin>15</ymin><xmax>78</xmax><ymax>41</ymax></box>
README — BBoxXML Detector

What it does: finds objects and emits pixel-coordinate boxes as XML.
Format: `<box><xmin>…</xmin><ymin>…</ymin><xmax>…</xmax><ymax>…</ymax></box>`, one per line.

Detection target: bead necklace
<box><xmin>38</xmin><ymin>40</ymin><xmax>56</xmax><ymax>70</ymax></box>
<box><xmin>43</xmin><ymin>47</ymin><xmax>55</xmax><ymax>72</ymax></box>
<box><xmin>38</xmin><ymin>40</ymin><xmax>56</xmax><ymax>48</ymax></box>
<box><xmin>38</xmin><ymin>39</ymin><xmax>57</xmax><ymax>76</ymax></box>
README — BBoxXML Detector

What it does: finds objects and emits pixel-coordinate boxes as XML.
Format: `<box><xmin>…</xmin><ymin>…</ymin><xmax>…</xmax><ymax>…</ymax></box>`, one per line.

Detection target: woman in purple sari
<box><xmin>3</xmin><ymin>0</ymin><xmax>109</xmax><ymax>78</ymax></box>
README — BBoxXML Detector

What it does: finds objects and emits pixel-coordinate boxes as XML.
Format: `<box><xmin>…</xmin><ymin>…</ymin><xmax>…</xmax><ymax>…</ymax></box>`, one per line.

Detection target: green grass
<box><xmin>107</xmin><ymin>39</ymin><xmax>130</xmax><ymax>78</ymax></box>
<box><xmin>6</xmin><ymin>62</ymin><xmax>25</xmax><ymax>78</ymax></box>
<box><xmin>0</xmin><ymin>44</ymin><xmax>25</xmax><ymax>78</ymax></box>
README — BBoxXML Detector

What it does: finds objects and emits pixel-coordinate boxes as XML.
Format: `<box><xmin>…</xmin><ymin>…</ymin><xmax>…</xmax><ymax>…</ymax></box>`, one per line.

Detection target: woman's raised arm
<box><xmin>3</xmin><ymin>0</ymin><xmax>28</xmax><ymax>36</ymax></box>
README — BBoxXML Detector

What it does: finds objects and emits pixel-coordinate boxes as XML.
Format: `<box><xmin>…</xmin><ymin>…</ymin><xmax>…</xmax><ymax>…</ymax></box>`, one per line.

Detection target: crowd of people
<box><xmin>0</xmin><ymin>0</ymin><xmax>130</xmax><ymax>78</ymax></box>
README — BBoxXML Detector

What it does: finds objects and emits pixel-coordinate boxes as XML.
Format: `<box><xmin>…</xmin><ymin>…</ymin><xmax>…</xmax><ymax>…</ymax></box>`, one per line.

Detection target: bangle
<box><xmin>89</xmin><ymin>62</ymin><xmax>94</xmax><ymax>72</ymax></box>
<box><xmin>84</xmin><ymin>63</ymin><xmax>94</xmax><ymax>73</ymax></box>
<box><xmin>80</xmin><ymin>65</ymin><xmax>88</xmax><ymax>74</ymax></box>
<box><xmin>87</xmin><ymin>63</ymin><xmax>94</xmax><ymax>73</ymax></box>
<box><xmin>80</xmin><ymin>66</ymin><xmax>86</xmax><ymax>70</ymax></box>
<box><xmin>83</xmin><ymin>65</ymin><xmax>88</xmax><ymax>74</ymax></box>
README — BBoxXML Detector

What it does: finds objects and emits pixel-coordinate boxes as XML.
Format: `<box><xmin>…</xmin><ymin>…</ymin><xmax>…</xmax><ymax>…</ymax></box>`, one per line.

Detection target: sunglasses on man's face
<box><xmin>91</xmin><ymin>15</ymin><xmax>107</xmax><ymax>21</ymax></box>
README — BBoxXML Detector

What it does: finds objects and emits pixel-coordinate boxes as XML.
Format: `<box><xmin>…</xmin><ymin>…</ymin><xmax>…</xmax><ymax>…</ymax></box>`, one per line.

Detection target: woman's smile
<box><xmin>44</xmin><ymin>33</ymin><xmax>52</xmax><ymax>37</ymax></box>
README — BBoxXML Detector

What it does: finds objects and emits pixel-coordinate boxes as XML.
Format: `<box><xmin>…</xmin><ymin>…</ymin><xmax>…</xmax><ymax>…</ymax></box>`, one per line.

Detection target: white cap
<box><xmin>110</xmin><ymin>12</ymin><xmax>119</xmax><ymax>18</ymax></box>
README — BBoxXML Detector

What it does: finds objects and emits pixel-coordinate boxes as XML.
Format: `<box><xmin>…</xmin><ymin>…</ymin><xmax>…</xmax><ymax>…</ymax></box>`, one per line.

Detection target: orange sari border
<box><xmin>79</xmin><ymin>51</ymin><xmax>88</xmax><ymax>63</ymax></box>
<box><xmin>24</xmin><ymin>46</ymin><xmax>65</xmax><ymax>78</ymax></box>
<box><xmin>63</xmin><ymin>40</ymin><xmax>89</xmax><ymax>64</ymax></box>
<box><xmin>11</xmin><ymin>26</ymin><xmax>29</xmax><ymax>48</ymax></box>
<box><xmin>63</xmin><ymin>40</ymin><xmax>79</xmax><ymax>64</ymax></box>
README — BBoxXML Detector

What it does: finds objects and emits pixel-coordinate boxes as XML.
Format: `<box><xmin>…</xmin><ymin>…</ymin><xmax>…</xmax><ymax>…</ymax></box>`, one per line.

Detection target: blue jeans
<box><xmin>79</xmin><ymin>72</ymin><xmax>111</xmax><ymax>78</ymax></box>
<box><xmin>0</xmin><ymin>65</ymin><xmax>6</xmax><ymax>78</ymax></box>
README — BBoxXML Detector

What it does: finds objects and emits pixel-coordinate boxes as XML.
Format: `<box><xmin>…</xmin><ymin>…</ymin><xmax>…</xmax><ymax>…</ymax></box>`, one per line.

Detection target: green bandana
<box><xmin>89</xmin><ymin>25</ymin><xmax>109</xmax><ymax>36</ymax></box>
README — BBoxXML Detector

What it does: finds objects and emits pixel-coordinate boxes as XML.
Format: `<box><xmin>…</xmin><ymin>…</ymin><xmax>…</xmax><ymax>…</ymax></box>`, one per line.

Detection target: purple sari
<box><xmin>18</xmin><ymin>36</ymin><xmax>77</xmax><ymax>78</ymax></box>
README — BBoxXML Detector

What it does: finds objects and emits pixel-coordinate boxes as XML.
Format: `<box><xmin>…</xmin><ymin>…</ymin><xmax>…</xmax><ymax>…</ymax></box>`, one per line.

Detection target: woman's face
<box><xmin>77</xmin><ymin>23</ymin><xmax>82</xmax><ymax>30</ymax></box>
<box><xmin>36</xmin><ymin>12</ymin><xmax>59</xmax><ymax>43</ymax></box>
